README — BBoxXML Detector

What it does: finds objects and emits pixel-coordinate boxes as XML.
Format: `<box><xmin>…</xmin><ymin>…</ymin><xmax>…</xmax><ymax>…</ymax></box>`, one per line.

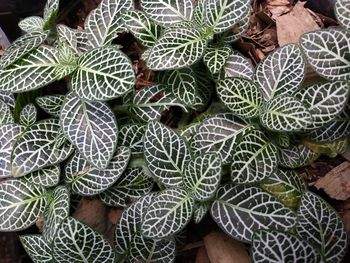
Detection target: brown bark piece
<box><xmin>203</xmin><ymin>231</ymin><xmax>250</xmax><ymax>263</ymax></box>
<box><xmin>195</xmin><ymin>246</ymin><xmax>211</xmax><ymax>263</ymax></box>
<box><xmin>276</xmin><ymin>2</ymin><xmax>320</xmax><ymax>46</ymax></box>
<box><xmin>314</xmin><ymin>162</ymin><xmax>350</xmax><ymax>200</ymax></box>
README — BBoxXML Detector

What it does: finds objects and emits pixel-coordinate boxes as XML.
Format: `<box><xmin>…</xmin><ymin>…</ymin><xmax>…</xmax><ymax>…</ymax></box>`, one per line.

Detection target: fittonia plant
<box><xmin>0</xmin><ymin>0</ymin><xmax>348</xmax><ymax>262</ymax></box>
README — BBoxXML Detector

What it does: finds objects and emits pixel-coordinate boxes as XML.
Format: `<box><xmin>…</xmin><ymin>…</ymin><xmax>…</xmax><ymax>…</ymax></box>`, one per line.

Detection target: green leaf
<box><xmin>52</xmin><ymin>217</ymin><xmax>115</xmax><ymax>262</ymax></box>
<box><xmin>20</xmin><ymin>103</ymin><xmax>37</xmax><ymax>127</ymax></box>
<box><xmin>122</xmin><ymin>10</ymin><xmax>163</xmax><ymax>47</ymax></box>
<box><xmin>144</xmin><ymin>121</ymin><xmax>191</xmax><ymax>187</ymax></box>
<box><xmin>43</xmin><ymin>0</ymin><xmax>59</xmax><ymax>24</ymax></box>
<box><xmin>0</xmin><ymin>91</ymin><xmax>15</xmax><ymax>108</ymax></box>
<box><xmin>252</xmin><ymin>230</ymin><xmax>323</xmax><ymax>263</ymax></box>
<box><xmin>100</xmin><ymin>167</ymin><xmax>154</xmax><ymax>207</ymax></box>
<box><xmin>220</xmin><ymin>51</ymin><xmax>254</xmax><ymax>79</ymax></box>
<box><xmin>43</xmin><ymin>186</ymin><xmax>70</xmax><ymax>243</ymax></box>
<box><xmin>0</xmin><ymin>99</ymin><xmax>14</xmax><ymax>125</ymax></box>
<box><xmin>0</xmin><ymin>180</ymin><xmax>47</xmax><ymax>231</ymax></box>
<box><xmin>119</xmin><ymin>124</ymin><xmax>146</xmax><ymax>155</ymax></box>
<box><xmin>85</xmin><ymin>0</ymin><xmax>134</xmax><ymax>47</ymax></box>
<box><xmin>0</xmin><ymin>124</ymin><xmax>25</xmax><ymax>178</ymax></box>
<box><xmin>71</xmin><ymin>46</ymin><xmax>135</xmax><ymax>101</ymax></box>
<box><xmin>141</xmin><ymin>0</ymin><xmax>194</xmax><ymax>26</ymax></box>
<box><xmin>20</xmin><ymin>235</ymin><xmax>52</xmax><ymax>263</ymax></box>
<box><xmin>22</xmin><ymin>165</ymin><xmax>61</xmax><ymax>188</ymax></box>
<box><xmin>218</xmin><ymin>9</ymin><xmax>250</xmax><ymax>43</ymax></box>
<box><xmin>301</xmin><ymin>28</ymin><xmax>350</xmax><ymax>81</ymax></box>
<box><xmin>184</xmin><ymin>153</ymin><xmax>222</xmax><ymax>201</ymax></box>
<box><xmin>254</xmin><ymin>44</ymin><xmax>305</xmax><ymax>100</ymax></box>
<box><xmin>204</xmin><ymin>0</ymin><xmax>251</xmax><ymax>34</ymax></box>
<box><xmin>335</xmin><ymin>0</ymin><xmax>350</xmax><ymax>30</ymax></box>
<box><xmin>279</xmin><ymin>144</ymin><xmax>318</xmax><ymax>168</ymax></box>
<box><xmin>11</xmin><ymin>119</ymin><xmax>74</xmax><ymax>177</ymax></box>
<box><xmin>203</xmin><ymin>45</ymin><xmax>232</xmax><ymax>74</ymax></box>
<box><xmin>296</xmin><ymin>191</ymin><xmax>347</xmax><ymax>263</ymax></box>
<box><xmin>147</xmin><ymin>27</ymin><xmax>207</xmax><ymax>70</ymax></box>
<box><xmin>260</xmin><ymin>96</ymin><xmax>313</xmax><ymax>132</ymax></box>
<box><xmin>142</xmin><ymin>188</ymin><xmax>194</xmax><ymax>238</ymax></box>
<box><xmin>296</xmin><ymin>81</ymin><xmax>349</xmax><ymax>129</ymax></box>
<box><xmin>60</xmin><ymin>92</ymin><xmax>118</xmax><ymax>169</ymax></box>
<box><xmin>217</xmin><ymin>78</ymin><xmax>264</xmax><ymax>118</ymax></box>
<box><xmin>231</xmin><ymin>130</ymin><xmax>278</xmax><ymax>184</ymax></box>
<box><xmin>211</xmin><ymin>184</ymin><xmax>296</xmax><ymax>242</ymax></box>
<box><xmin>18</xmin><ymin>16</ymin><xmax>44</xmax><ymax>33</ymax></box>
<box><xmin>193</xmin><ymin>201</ymin><xmax>210</xmax><ymax>224</ymax></box>
<box><xmin>260</xmin><ymin>169</ymin><xmax>306</xmax><ymax>208</ymax></box>
<box><xmin>36</xmin><ymin>94</ymin><xmax>65</xmax><ymax>117</ymax></box>
<box><xmin>191</xmin><ymin>113</ymin><xmax>250</xmax><ymax>164</ymax></box>
<box><xmin>65</xmin><ymin>147</ymin><xmax>130</xmax><ymax>196</ymax></box>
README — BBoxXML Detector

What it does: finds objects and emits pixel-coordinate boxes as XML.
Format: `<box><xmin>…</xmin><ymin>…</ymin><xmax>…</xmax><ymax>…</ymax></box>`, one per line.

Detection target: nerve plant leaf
<box><xmin>279</xmin><ymin>144</ymin><xmax>318</xmax><ymax>168</ymax></box>
<box><xmin>57</xmin><ymin>24</ymin><xmax>79</xmax><ymax>54</ymax></box>
<box><xmin>211</xmin><ymin>184</ymin><xmax>296</xmax><ymax>242</ymax></box>
<box><xmin>22</xmin><ymin>165</ymin><xmax>60</xmax><ymax>188</ymax></box>
<box><xmin>85</xmin><ymin>0</ymin><xmax>134</xmax><ymax>47</ymax></box>
<box><xmin>203</xmin><ymin>45</ymin><xmax>232</xmax><ymax>74</ymax></box>
<box><xmin>18</xmin><ymin>16</ymin><xmax>44</xmax><ymax>33</ymax></box>
<box><xmin>70</xmin><ymin>46</ymin><xmax>135</xmax><ymax>101</ymax></box>
<box><xmin>20</xmin><ymin>235</ymin><xmax>53</xmax><ymax>263</ymax></box>
<box><xmin>296</xmin><ymin>191</ymin><xmax>347</xmax><ymax>263</ymax></box>
<box><xmin>60</xmin><ymin>92</ymin><xmax>118</xmax><ymax>169</ymax></box>
<box><xmin>141</xmin><ymin>0</ymin><xmax>194</xmax><ymax>26</ymax></box>
<box><xmin>254</xmin><ymin>44</ymin><xmax>305</xmax><ymax>100</ymax></box>
<box><xmin>301</xmin><ymin>28</ymin><xmax>350</xmax><ymax>81</ymax></box>
<box><xmin>43</xmin><ymin>0</ymin><xmax>59</xmax><ymax>25</ymax></box>
<box><xmin>0</xmin><ymin>99</ymin><xmax>14</xmax><ymax>125</ymax></box>
<box><xmin>335</xmin><ymin>0</ymin><xmax>350</xmax><ymax>30</ymax></box>
<box><xmin>193</xmin><ymin>202</ymin><xmax>210</xmax><ymax>224</ymax></box>
<box><xmin>219</xmin><ymin>8</ymin><xmax>250</xmax><ymax>43</ymax></box>
<box><xmin>220</xmin><ymin>51</ymin><xmax>254</xmax><ymax>79</ymax></box>
<box><xmin>36</xmin><ymin>94</ymin><xmax>65</xmax><ymax>117</ymax></box>
<box><xmin>252</xmin><ymin>230</ymin><xmax>323</xmax><ymax>263</ymax></box>
<box><xmin>144</xmin><ymin>121</ymin><xmax>191</xmax><ymax>187</ymax></box>
<box><xmin>65</xmin><ymin>147</ymin><xmax>130</xmax><ymax>196</ymax></box>
<box><xmin>52</xmin><ymin>217</ymin><xmax>115</xmax><ymax>262</ymax></box>
<box><xmin>20</xmin><ymin>103</ymin><xmax>37</xmax><ymax>127</ymax></box>
<box><xmin>0</xmin><ymin>91</ymin><xmax>15</xmax><ymax>108</ymax></box>
<box><xmin>0</xmin><ymin>180</ymin><xmax>47</xmax><ymax>231</ymax></box>
<box><xmin>119</xmin><ymin>124</ymin><xmax>146</xmax><ymax>155</ymax></box>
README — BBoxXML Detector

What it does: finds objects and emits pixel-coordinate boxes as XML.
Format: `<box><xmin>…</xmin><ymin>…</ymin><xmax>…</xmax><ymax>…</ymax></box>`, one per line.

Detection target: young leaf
<box><xmin>335</xmin><ymin>0</ymin><xmax>350</xmax><ymax>30</ymax></box>
<box><xmin>65</xmin><ymin>147</ymin><xmax>130</xmax><ymax>196</ymax></box>
<box><xmin>193</xmin><ymin>202</ymin><xmax>210</xmax><ymax>224</ymax></box>
<box><xmin>231</xmin><ymin>130</ymin><xmax>278</xmax><ymax>184</ymax></box>
<box><xmin>0</xmin><ymin>91</ymin><xmax>15</xmax><ymax>108</ymax></box>
<box><xmin>52</xmin><ymin>217</ymin><xmax>115</xmax><ymax>262</ymax></box>
<box><xmin>20</xmin><ymin>235</ymin><xmax>53</xmax><ymax>263</ymax></box>
<box><xmin>260</xmin><ymin>96</ymin><xmax>313</xmax><ymax>132</ymax></box>
<box><xmin>144</xmin><ymin>121</ymin><xmax>191</xmax><ymax>187</ymax></box>
<box><xmin>279</xmin><ymin>144</ymin><xmax>318</xmax><ymax>168</ymax></box>
<box><xmin>70</xmin><ymin>46</ymin><xmax>135</xmax><ymax>101</ymax></box>
<box><xmin>119</xmin><ymin>124</ymin><xmax>146</xmax><ymax>155</ymax></box>
<box><xmin>301</xmin><ymin>28</ymin><xmax>350</xmax><ymax>81</ymax></box>
<box><xmin>36</xmin><ymin>94</ymin><xmax>65</xmax><ymax>117</ymax></box>
<box><xmin>57</xmin><ymin>24</ymin><xmax>79</xmax><ymax>53</ymax></box>
<box><xmin>11</xmin><ymin>119</ymin><xmax>74</xmax><ymax>177</ymax></box>
<box><xmin>43</xmin><ymin>0</ymin><xmax>59</xmax><ymax>24</ymax></box>
<box><xmin>0</xmin><ymin>180</ymin><xmax>47</xmax><ymax>231</ymax></box>
<box><xmin>141</xmin><ymin>0</ymin><xmax>194</xmax><ymax>26</ymax></box>
<box><xmin>0</xmin><ymin>99</ymin><xmax>14</xmax><ymax>125</ymax></box>
<box><xmin>203</xmin><ymin>45</ymin><xmax>232</xmax><ymax>74</ymax></box>
<box><xmin>217</xmin><ymin>78</ymin><xmax>264</xmax><ymax>118</ymax></box>
<box><xmin>60</xmin><ymin>92</ymin><xmax>118</xmax><ymax>169</ymax></box>
<box><xmin>252</xmin><ymin>230</ymin><xmax>323</xmax><ymax>263</ymax></box>
<box><xmin>211</xmin><ymin>184</ymin><xmax>296</xmax><ymax>242</ymax></box>
<box><xmin>193</xmin><ymin>0</ymin><xmax>206</xmax><ymax>26</ymax></box>
<box><xmin>183</xmin><ymin>153</ymin><xmax>222</xmax><ymax>201</ymax></box>
<box><xmin>220</xmin><ymin>51</ymin><xmax>254</xmax><ymax>79</ymax></box>
<box><xmin>296</xmin><ymin>192</ymin><xmax>347</xmax><ymax>263</ymax></box>
<box><xmin>22</xmin><ymin>165</ymin><xmax>61</xmax><ymax>188</ymax></box>
<box><xmin>142</xmin><ymin>188</ymin><xmax>194</xmax><ymax>238</ymax></box>
<box><xmin>254</xmin><ymin>44</ymin><xmax>305</xmax><ymax>100</ymax></box>
<box><xmin>20</xmin><ymin>103</ymin><xmax>37</xmax><ymax>127</ymax></box>
<box><xmin>18</xmin><ymin>16</ymin><xmax>44</xmax><ymax>33</ymax></box>
<box><xmin>84</xmin><ymin>0</ymin><xmax>134</xmax><ymax>47</ymax></box>
<box><xmin>147</xmin><ymin>27</ymin><xmax>207</xmax><ymax>70</ymax></box>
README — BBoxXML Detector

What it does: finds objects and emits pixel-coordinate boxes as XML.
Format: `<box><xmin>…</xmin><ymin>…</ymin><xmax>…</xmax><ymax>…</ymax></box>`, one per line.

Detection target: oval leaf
<box><xmin>279</xmin><ymin>144</ymin><xmax>318</xmax><ymax>168</ymax></box>
<box><xmin>18</xmin><ymin>16</ymin><xmax>44</xmax><ymax>33</ymax></box>
<box><xmin>22</xmin><ymin>165</ymin><xmax>61</xmax><ymax>188</ymax></box>
<box><xmin>335</xmin><ymin>0</ymin><xmax>350</xmax><ymax>30</ymax></box>
<box><xmin>36</xmin><ymin>94</ymin><xmax>65</xmax><ymax>117</ymax></box>
<box><xmin>20</xmin><ymin>103</ymin><xmax>37</xmax><ymax>127</ymax></box>
<box><xmin>20</xmin><ymin>235</ymin><xmax>52</xmax><ymax>263</ymax></box>
<box><xmin>203</xmin><ymin>45</ymin><xmax>232</xmax><ymax>74</ymax></box>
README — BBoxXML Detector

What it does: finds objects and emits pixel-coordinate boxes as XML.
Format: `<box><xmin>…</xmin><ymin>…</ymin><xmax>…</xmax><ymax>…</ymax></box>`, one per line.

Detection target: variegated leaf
<box><xmin>211</xmin><ymin>184</ymin><xmax>296</xmax><ymax>242</ymax></box>
<box><xmin>119</xmin><ymin>124</ymin><xmax>146</xmax><ymax>155</ymax></box>
<box><xmin>301</xmin><ymin>28</ymin><xmax>350</xmax><ymax>81</ymax></box>
<box><xmin>43</xmin><ymin>186</ymin><xmax>70</xmax><ymax>243</ymax></box>
<box><xmin>142</xmin><ymin>188</ymin><xmax>194</xmax><ymax>238</ymax></box>
<box><xmin>141</xmin><ymin>0</ymin><xmax>194</xmax><ymax>26</ymax></box>
<box><xmin>11</xmin><ymin>119</ymin><xmax>74</xmax><ymax>177</ymax></box>
<box><xmin>122</xmin><ymin>10</ymin><xmax>163</xmax><ymax>47</ymax></box>
<box><xmin>204</xmin><ymin>0</ymin><xmax>251</xmax><ymax>34</ymax></box>
<box><xmin>231</xmin><ymin>130</ymin><xmax>278</xmax><ymax>184</ymax></box>
<box><xmin>43</xmin><ymin>0</ymin><xmax>59</xmax><ymax>24</ymax></box>
<box><xmin>219</xmin><ymin>9</ymin><xmax>250</xmax><ymax>43</ymax></box>
<box><xmin>100</xmin><ymin>167</ymin><xmax>154</xmax><ymax>207</ymax></box>
<box><xmin>65</xmin><ymin>147</ymin><xmax>130</xmax><ymax>196</ymax></box>
<box><xmin>85</xmin><ymin>0</ymin><xmax>134</xmax><ymax>47</ymax></box>
<box><xmin>220</xmin><ymin>51</ymin><xmax>254</xmax><ymax>79</ymax></box>
<box><xmin>144</xmin><ymin>121</ymin><xmax>191</xmax><ymax>187</ymax></box>
<box><xmin>296</xmin><ymin>191</ymin><xmax>347</xmax><ymax>263</ymax></box>
<box><xmin>0</xmin><ymin>99</ymin><xmax>14</xmax><ymax>124</ymax></box>
<box><xmin>184</xmin><ymin>154</ymin><xmax>222</xmax><ymax>201</ymax></box>
<box><xmin>36</xmin><ymin>94</ymin><xmax>65</xmax><ymax>117</ymax></box>
<box><xmin>57</xmin><ymin>24</ymin><xmax>80</xmax><ymax>53</ymax></box>
<box><xmin>0</xmin><ymin>91</ymin><xmax>15</xmax><ymax>108</ymax></box>
<box><xmin>52</xmin><ymin>217</ymin><xmax>115</xmax><ymax>262</ymax></box>
<box><xmin>279</xmin><ymin>144</ymin><xmax>318</xmax><ymax>168</ymax></box>
<box><xmin>260</xmin><ymin>96</ymin><xmax>313</xmax><ymax>132</ymax></box>
<box><xmin>20</xmin><ymin>235</ymin><xmax>52</xmax><ymax>263</ymax></box>
<box><xmin>18</xmin><ymin>16</ymin><xmax>44</xmax><ymax>33</ymax></box>
<box><xmin>71</xmin><ymin>46</ymin><xmax>135</xmax><ymax>101</ymax></box>
<box><xmin>193</xmin><ymin>201</ymin><xmax>210</xmax><ymax>224</ymax></box>
<box><xmin>179</xmin><ymin>122</ymin><xmax>200</xmax><ymax>142</ymax></box>
<box><xmin>191</xmin><ymin>113</ymin><xmax>251</xmax><ymax>164</ymax></box>
<box><xmin>60</xmin><ymin>92</ymin><xmax>118</xmax><ymax>169</ymax></box>
<box><xmin>254</xmin><ymin>44</ymin><xmax>305</xmax><ymax>100</ymax></box>
<box><xmin>203</xmin><ymin>45</ymin><xmax>232</xmax><ymax>74</ymax></box>
<box><xmin>147</xmin><ymin>27</ymin><xmax>207</xmax><ymax>70</ymax></box>
<box><xmin>193</xmin><ymin>0</ymin><xmax>206</xmax><ymax>25</ymax></box>
<box><xmin>217</xmin><ymin>78</ymin><xmax>264</xmax><ymax>118</ymax></box>
<box><xmin>335</xmin><ymin>0</ymin><xmax>350</xmax><ymax>30</ymax></box>
<box><xmin>0</xmin><ymin>180</ymin><xmax>47</xmax><ymax>231</ymax></box>
<box><xmin>252</xmin><ymin>230</ymin><xmax>323</xmax><ymax>263</ymax></box>
<box><xmin>20</xmin><ymin>103</ymin><xmax>37</xmax><ymax>127</ymax></box>
<box><xmin>22</xmin><ymin>165</ymin><xmax>60</xmax><ymax>188</ymax></box>
<box><xmin>260</xmin><ymin>169</ymin><xmax>306</xmax><ymax>208</ymax></box>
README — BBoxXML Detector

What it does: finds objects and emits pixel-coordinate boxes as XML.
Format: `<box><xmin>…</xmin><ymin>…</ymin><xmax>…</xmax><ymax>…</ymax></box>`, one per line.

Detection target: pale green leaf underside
<box><xmin>279</xmin><ymin>144</ymin><xmax>318</xmax><ymax>168</ymax></box>
<box><xmin>18</xmin><ymin>16</ymin><xmax>44</xmax><ymax>33</ymax></box>
<box><xmin>335</xmin><ymin>0</ymin><xmax>350</xmax><ymax>31</ymax></box>
<box><xmin>20</xmin><ymin>103</ymin><xmax>37</xmax><ymax>127</ymax></box>
<box><xmin>22</xmin><ymin>165</ymin><xmax>60</xmax><ymax>188</ymax></box>
<box><xmin>20</xmin><ymin>235</ymin><xmax>52</xmax><ymax>263</ymax></box>
<box><xmin>36</xmin><ymin>94</ymin><xmax>65</xmax><ymax>117</ymax></box>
